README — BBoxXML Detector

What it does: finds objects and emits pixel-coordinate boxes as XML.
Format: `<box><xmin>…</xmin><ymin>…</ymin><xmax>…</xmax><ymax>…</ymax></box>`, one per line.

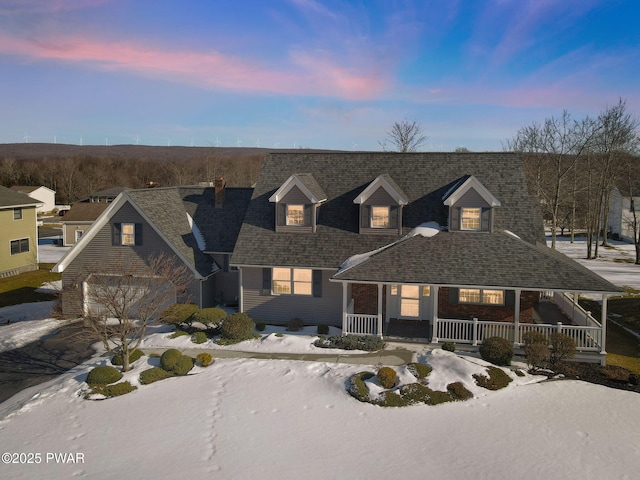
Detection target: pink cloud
<box><xmin>0</xmin><ymin>0</ymin><xmax>112</xmax><ymax>14</ymax></box>
<box><xmin>0</xmin><ymin>33</ymin><xmax>389</xmax><ymax>101</ymax></box>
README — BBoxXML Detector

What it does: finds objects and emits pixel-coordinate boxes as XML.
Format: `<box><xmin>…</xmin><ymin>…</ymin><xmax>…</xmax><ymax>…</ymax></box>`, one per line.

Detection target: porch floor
<box><xmin>533</xmin><ymin>300</ymin><xmax>572</xmax><ymax>325</ymax></box>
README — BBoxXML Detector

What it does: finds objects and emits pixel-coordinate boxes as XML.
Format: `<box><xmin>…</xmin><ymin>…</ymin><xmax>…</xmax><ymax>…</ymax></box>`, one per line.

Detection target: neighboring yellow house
<box><xmin>0</xmin><ymin>185</ymin><xmax>42</xmax><ymax>278</ymax></box>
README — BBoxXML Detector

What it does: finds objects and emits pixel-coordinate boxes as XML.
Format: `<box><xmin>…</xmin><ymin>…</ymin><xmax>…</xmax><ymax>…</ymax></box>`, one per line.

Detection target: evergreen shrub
<box><xmin>196</xmin><ymin>352</ymin><xmax>214</xmax><ymax>367</ymax></box>
<box><xmin>139</xmin><ymin>367</ymin><xmax>174</xmax><ymax>385</ymax></box>
<box><xmin>220</xmin><ymin>312</ymin><xmax>255</xmax><ymax>341</ymax></box>
<box><xmin>479</xmin><ymin>336</ymin><xmax>513</xmax><ymax>366</ymax></box>
<box><xmin>192</xmin><ymin>308</ymin><xmax>227</xmax><ymax>327</ymax></box>
<box><xmin>86</xmin><ymin>365</ymin><xmax>122</xmax><ymax>385</ymax></box>
<box><xmin>317</xmin><ymin>324</ymin><xmax>330</xmax><ymax>335</ymax></box>
<box><xmin>111</xmin><ymin>349</ymin><xmax>144</xmax><ymax>366</ymax></box>
<box><xmin>191</xmin><ymin>331</ymin><xmax>208</xmax><ymax>344</ymax></box>
<box><xmin>159</xmin><ymin>303</ymin><xmax>199</xmax><ymax>326</ymax></box>
<box><xmin>377</xmin><ymin>367</ymin><xmax>397</xmax><ymax>389</ymax></box>
<box><xmin>286</xmin><ymin>317</ymin><xmax>304</xmax><ymax>331</ymax></box>
<box><xmin>442</xmin><ymin>342</ymin><xmax>456</xmax><ymax>352</ymax></box>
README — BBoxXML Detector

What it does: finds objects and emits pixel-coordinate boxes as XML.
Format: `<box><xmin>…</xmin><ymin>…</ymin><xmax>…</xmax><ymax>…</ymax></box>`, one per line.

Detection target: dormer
<box><xmin>354</xmin><ymin>174</ymin><xmax>408</xmax><ymax>235</ymax></box>
<box><xmin>269</xmin><ymin>173</ymin><xmax>327</xmax><ymax>233</ymax></box>
<box><xmin>443</xmin><ymin>175</ymin><xmax>501</xmax><ymax>232</ymax></box>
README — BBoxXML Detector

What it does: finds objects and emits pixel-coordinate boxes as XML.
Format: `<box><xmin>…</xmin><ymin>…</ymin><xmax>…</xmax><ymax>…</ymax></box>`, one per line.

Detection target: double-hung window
<box><xmin>459</xmin><ymin>288</ymin><xmax>504</xmax><ymax>305</ymax></box>
<box><xmin>286</xmin><ymin>205</ymin><xmax>305</xmax><ymax>226</ymax></box>
<box><xmin>461</xmin><ymin>208</ymin><xmax>481</xmax><ymax>230</ymax></box>
<box><xmin>272</xmin><ymin>267</ymin><xmax>312</xmax><ymax>295</ymax></box>
<box><xmin>10</xmin><ymin>238</ymin><xmax>29</xmax><ymax>255</ymax></box>
<box><xmin>371</xmin><ymin>206</ymin><xmax>390</xmax><ymax>228</ymax></box>
<box><xmin>121</xmin><ymin>223</ymin><xmax>136</xmax><ymax>246</ymax></box>
<box><xmin>13</xmin><ymin>208</ymin><xmax>22</xmax><ymax>220</ymax></box>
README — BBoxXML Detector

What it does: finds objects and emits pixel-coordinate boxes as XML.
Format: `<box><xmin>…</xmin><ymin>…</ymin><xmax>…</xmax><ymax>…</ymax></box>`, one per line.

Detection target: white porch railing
<box><xmin>435</xmin><ymin>318</ymin><xmax>602</xmax><ymax>352</ymax></box>
<box><xmin>344</xmin><ymin>313</ymin><xmax>380</xmax><ymax>336</ymax></box>
<box><xmin>551</xmin><ymin>291</ymin><xmax>600</xmax><ymax>328</ymax></box>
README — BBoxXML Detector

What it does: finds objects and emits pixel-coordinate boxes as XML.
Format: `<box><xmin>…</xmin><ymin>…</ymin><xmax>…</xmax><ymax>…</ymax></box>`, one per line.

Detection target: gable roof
<box><xmin>268</xmin><ymin>173</ymin><xmax>327</xmax><ymax>204</ymax></box>
<box><xmin>332</xmin><ymin>230</ymin><xmax>621</xmax><ymax>294</ymax></box>
<box><xmin>442</xmin><ymin>175</ymin><xmax>501</xmax><ymax>207</ymax></box>
<box><xmin>10</xmin><ymin>185</ymin><xmax>55</xmax><ymax>194</ymax></box>
<box><xmin>231</xmin><ymin>152</ymin><xmax>544</xmax><ymax>269</ymax></box>
<box><xmin>54</xmin><ymin>185</ymin><xmax>253</xmax><ymax>277</ymax></box>
<box><xmin>61</xmin><ymin>202</ymin><xmax>110</xmax><ymax>222</ymax></box>
<box><xmin>0</xmin><ymin>185</ymin><xmax>42</xmax><ymax>209</ymax></box>
<box><xmin>353</xmin><ymin>174</ymin><xmax>409</xmax><ymax>205</ymax></box>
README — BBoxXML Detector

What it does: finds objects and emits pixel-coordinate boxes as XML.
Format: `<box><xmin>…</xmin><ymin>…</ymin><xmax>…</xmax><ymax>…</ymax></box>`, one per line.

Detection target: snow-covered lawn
<box><xmin>0</xmin><ymin>237</ymin><xmax>639</xmax><ymax>478</ymax></box>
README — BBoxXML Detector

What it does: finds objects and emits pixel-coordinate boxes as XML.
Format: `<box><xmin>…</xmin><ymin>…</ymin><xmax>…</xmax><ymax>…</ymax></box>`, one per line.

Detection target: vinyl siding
<box><xmin>0</xmin><ymin>206</ymin><xmax>38</xmax><ymax>276</ymax></box>
<box><xmin>360</xmin><ymin>187</ymin><xmax>402</xmax><ymax>234</ymax></box>
<box><xmin>61</xmin><ymin>201</ymin><xmax>201</xmax><ymax>315</ymax></box>
<box><xmin>241</xmin><ymin>267</ymin><xmax>343</xmax><ymax>325</ymax></box>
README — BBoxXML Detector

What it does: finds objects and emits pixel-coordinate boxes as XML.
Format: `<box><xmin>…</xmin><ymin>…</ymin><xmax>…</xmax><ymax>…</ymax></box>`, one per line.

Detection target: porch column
<box><xmin>600</xmin><ymin>294</ymin><xmax>608</xmax><ymax>357</ymax></box>
<box><xmin>431</xmin><ymin>286</ymin><xmax>439</xmax><ymax>343</ymax></box>
<box><xmin>342</xmin><ymin>282</ymin><xmax>348</xmax><ymax>334</ymax></box>
<box><xmin>238</xmin><ymin>268</ymin><xmax>243</xmax><ymax>312</ymax></box>
<box><xmin>513</xmin><ymin>288</ymin><xmax>521</xmax><ymax>346</ymax></box>
<box><xmin>377</xmin><ymin>283</ymin><xmax>383</xmax><ymax>338</ymax></box>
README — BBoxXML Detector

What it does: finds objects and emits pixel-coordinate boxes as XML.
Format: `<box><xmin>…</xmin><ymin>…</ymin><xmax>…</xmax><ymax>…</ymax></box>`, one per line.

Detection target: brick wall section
<box><xmin>352</xmin><ymin>283</ymin><xmax>386</xmax><ymax>316</ymax></box>
<box><xmin>438</xmin><ymin>288</ymin><xmax>538</xmax><ymax>323</ymax></box>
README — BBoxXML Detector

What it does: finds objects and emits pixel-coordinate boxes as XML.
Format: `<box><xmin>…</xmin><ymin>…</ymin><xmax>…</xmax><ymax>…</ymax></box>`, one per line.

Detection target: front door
<box><xmin>388</xmin><ymin>284</ymin><xmax>432</xmax><ymax>320</ymax></box>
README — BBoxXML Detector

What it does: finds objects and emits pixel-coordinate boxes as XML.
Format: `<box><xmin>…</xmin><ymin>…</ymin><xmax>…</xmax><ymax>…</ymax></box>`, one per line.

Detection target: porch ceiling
<box><xmin>331</xmin><ymin>230</ymin><xmax>622</xmax><ymax>294</ymax></box>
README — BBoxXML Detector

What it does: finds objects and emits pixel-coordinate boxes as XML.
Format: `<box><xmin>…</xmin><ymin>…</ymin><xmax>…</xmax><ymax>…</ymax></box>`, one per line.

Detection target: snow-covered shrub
<box><xmin>191</xmin><ymin>331</ymin><xmax>208</xmax><ymax>344</ymax></box>
<box><xmin>220</xmin><ymin>312</ymin><xmax>255</xmax><ymax>342</ymax></box>
<box><xmin>399</xmin><ymin>383</ymin><xmax>433</xmax><ymax>404</ymax></box>
<box><xmin>549</xmin><ymin>333</ymin><xmax>576</xmax><ymax>365</ymax></box>
<box><xmin>86</xmin><ymin>365</ymin><xmax>122</xmax><ymax>385</ymax></box>
<box><xmin>447</xmin><ymin>382</ymin><xmax>473</xmax><ymax>401</ymax></box>
<box><xmin>140</xmin><ymin>367</ymin><xmax>174</xmax><ymax>385</ymax></box>
<box><xmin>89</xmin><ymin>381</ymin><xmax>137</xmax><ymax>398</ymax></box>
<box><xmin>196</xmin><ymin>352</ymin><xmax>213</xmax><ymax>367</ymax></box>
<box><xmin>473</xmin><ymin>366</ymin><xmax>513</xmax><ymax>390</ymax></box>
<box><xmin>479</xmin><ymin>336</ymin><xmax>513</xmax><ymax>366</ymax></box>
<box><xmin>160</xmin><ymin>349</ymin><xmax>194</xmax><ymax>376</ymax></box>
<box><xmin>314</xmin><ymin>334</ymin><xmax>384</xmax><ymax>351</ymax></box>
<box><xmin>286</xmin><ymin>317</ymin><xmax>304</xmax><ymax>331</ymax></box>
<box><xmin>348</xmin><ymin>371</ymin><xmax>375</xmax><ymax>402</ymax></box>
<box><xmin>169</xmin><ymin>330</ymin><xmax>189</xmax><ymax>339</ymax></box>
<box><xmin>442</xmin><ymin>342</ymin><xmax>456</xmax><ymax>352</ymax></box>
<box><xmin>377</xmin><ymin>367</ymin><xmax>397</xmax><ymax>389</ymax></box>
<box><xmin>407</xmin><ymin>362</ymin><xmax>432</xmax><ymax>380</ymax></box>
<box><xmin>111</xmin><ymin>349</ymin><xmax>144</xmax><ymax>366</ymax></box>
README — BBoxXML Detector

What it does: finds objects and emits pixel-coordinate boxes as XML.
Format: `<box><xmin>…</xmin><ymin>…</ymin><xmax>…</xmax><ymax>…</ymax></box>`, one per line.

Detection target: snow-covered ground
<box><xmin>0</xmin><ymin>237</ymin><xmax>639</xmax><ymax>479</ymax></box>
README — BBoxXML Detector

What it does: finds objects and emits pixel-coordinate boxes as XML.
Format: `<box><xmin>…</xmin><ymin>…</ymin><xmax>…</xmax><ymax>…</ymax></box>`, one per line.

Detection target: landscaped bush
<box><xmin>111</xmin><ymin>349</ymin><xmax>144</xmax><ymax>366</ymax></box>
<box><xmin>407</xmin><ymin>362</ymin><xmax>432</xmax><ymax>380</ymax></box>
<box><xmin>400</xmin><ymin>383</ymin><xmax>433</xmax><ymax>404</ymax></box>
<box><xmin>473</xmin><ymin>366</ymin><xmax>513</xmax><ymax>390</ymax></box>
<box><xmin>158</xmin><ymin>303</ymin><xmax>199</xmax><ymax>326</ymax></box>
<box><xmin>523</xmin><ymin>331</ymin><xmax>549</xmax><ymax>370</ymax></box>
<box><xmin>191</xmin><ymin>331</ymin><xmax>208</xmax><ymax>344</ymax></box>
<box><xmin>139</xmin><ymin>367</ymin><xmax>174</xmax><ymax>385</ymax></box>
<box><xmin>169</xmin><ymin>330</ymin><xmax>190</xmax><ymax>339</ymax></box>
<box><xmin>89</xmin><ymin>381</ymin><xmax>137</xmax><ymax>398</ymax></box>
<box><xmin>192</xmin><ymin>308</ymin><xmax>227</xmax><ymax>327</ymax></box>
<box><xmin>317</xmin><ymin>324</ymin><xmax>330</xmax><ymax>335</ymax></box>
<box><xmin>377</xmin><ymin>367</ymin><xmax>397</xmax><ymax>389</ymax></box>
<box><xmin>255</xmin><ymin>322</ymin><xmax>266</xmax><ymax>332</ymax></box>
<box><xmin>549</xmin><ymin>332</ymin><xmax>576</xmax><ymax>365</ymax></box>
<box><xmin>286</xmin><ymin>317</ymin><xmax>304</xmax><ymax>331</ymax></box>
<box><xmin>314</xmin><ymin>334</ymin><xmax>384</xmax><ymax>351</ymax></box>
<box><xmin>442</xmin><ymin>342</ymin><xmax>456</xmax><ymax>352</ymax></box>
<box><xmin>377</xmin><ymin>391</ymin><xmax>407</xmax><ymax>407</ymax></box>
<box><xmin>160</xmin><ymin>349</ymin><xmax>194</xmax><ymax>376</ymax></box>
<box><xmin>447</xmin><ymin>382</ymin><xmax>473</xmax><ymax>401</ymax></box>
<box><xmin>196</xmin><ymin>352</ymin><xmax>213</xmax><ymax>367</ymax></box>
<box><xmin>348</xmin><ymin>371</ymin><xmax>375</xmax><ymax>402</ymax></box>
<box><xmin>220</xmin><ymin>312</ymin><xmax>255</xmax><ymax>342</ymax></box>
<box><xmin>479</xmin><ymin>336</ymin><xmax>513</xmax><ymax>366</ymax></box>
<box><xmin>86</xmin><ymin>365</ymin><xmax>122</xmax><ymax>385</ymax></box>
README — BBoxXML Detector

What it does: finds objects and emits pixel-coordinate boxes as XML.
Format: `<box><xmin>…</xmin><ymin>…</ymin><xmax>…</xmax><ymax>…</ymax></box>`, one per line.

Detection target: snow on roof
<box><xmin>186</xmin><ymin>212</ymin><xmax>206</xmax><ymax>251</ymax></box>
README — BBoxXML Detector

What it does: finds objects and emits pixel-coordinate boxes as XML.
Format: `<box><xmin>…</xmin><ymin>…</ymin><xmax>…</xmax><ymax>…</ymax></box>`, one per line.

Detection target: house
<box><xmin>61</xmin><ymin>188</ymin><xmax>129</xmax><ymax>246</ymax></box>
<box><xmin>53</xmin><ymin>178</ymin><xmax>252</xmax><ymax>316</ymax></box>
<box><xmin>608</xmin><ymin>185</ymin><xmax>639</xmax><ymax>243</ymax></box>
<box><xmin>10</xmin><ymin>185</ymin><xmax>56</xmax><ymax>214</ymax></box>
<box><xmin>0</xmin><ymin>185</ymin><xmax>42</xmax><ymax>277</ymax></box>
<box><xmin>231</xmin><ymin>152</ymin><xmax>622</xmax><ymax>363</ymax></box>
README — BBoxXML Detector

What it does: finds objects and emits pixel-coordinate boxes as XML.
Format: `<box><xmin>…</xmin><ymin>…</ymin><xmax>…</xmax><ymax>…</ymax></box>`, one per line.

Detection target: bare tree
<box><xmin>81</xmin><ymin>253</ymin><xmax>193</xmax><ymax>371</ymax></box>
<box><xmin>380</xmin><ymin>120</ymin><xmax>428</xmax><ymax>152</ymax></box>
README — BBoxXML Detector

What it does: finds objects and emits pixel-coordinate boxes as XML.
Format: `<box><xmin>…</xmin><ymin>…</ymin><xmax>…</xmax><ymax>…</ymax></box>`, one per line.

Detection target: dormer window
<box><xmin>461</xmin><ymin>208</ymin><xmax>481</xmax><ymax>230</ymax></box>
<box><xmin>286</xmin><ymin>204</ymin><xmax>305</xmax><ymax>226</ymax></box>
<box><xmin>371</xmin><ymin>206</ymin><xmax>390</xmax><ymax>228</ymax></box>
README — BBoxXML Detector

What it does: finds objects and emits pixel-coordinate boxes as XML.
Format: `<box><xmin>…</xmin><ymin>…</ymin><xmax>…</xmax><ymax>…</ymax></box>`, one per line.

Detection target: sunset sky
<box><xmin>1</xmin><ymin>0</ymin><xmax>638</xmax><ymax>151</ymax></box>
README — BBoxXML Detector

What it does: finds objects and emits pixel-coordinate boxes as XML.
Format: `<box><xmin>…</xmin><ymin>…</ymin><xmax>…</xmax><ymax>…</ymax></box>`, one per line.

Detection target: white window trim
<box><xmin>272</xmin><ymin>267</ymin><xmax>312</xmax><ymax>296</ymax></box>
<box><xmin>121</xmin><ymin>223</ymin><xmax>136</xmax><ymax>246</ymax></box>
<box><xmin>13</xmin><ymin>207</ymin><xmax>23</xmax><ymax>220</ymax></box>
<box><xmin>459</xmin><ymin>288</ymin><xmax>505</xmax><ymax>306</ymax></box>
<box><xmin>460</xmin><ymin>207</ymin><xmax>482</xmax><ymax>231</ymax></box>
<box><xmin>370</xmin><ymin>205</ymin><xmax>390</xmax><ymax>228</ymax></box>
<box><xmin>75</xmin><ymin>230</ymin><xmax>84</xmax><ymax>242</ymax></box>
<box><xmin>286</xmin><ymin>204</ymin><xmax>305</xmax><ymax>226</ymax></box>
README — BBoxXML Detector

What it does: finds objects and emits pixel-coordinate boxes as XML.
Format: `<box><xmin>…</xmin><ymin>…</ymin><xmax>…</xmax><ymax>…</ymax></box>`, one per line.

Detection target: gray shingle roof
<box><xmin>332</xmin><ymin>230</ymin><xmax>622</xmax><ymax>293</ymax></box>
<box><xmin>62</xmin><ymin>202</ymin><xmax>110</xmax><ymax>222</ymax></box>
<box><xmin>126</xmin><ymin>186</ymin><xmax>252</xmax><ymax>277</ymax></box>
<box><xmin>231</xmin><ymin>152</ymin><xmax>545</xmax><ymax>268</ymax></box>
<box><xmin>0</xmin><ymin>185</ymin><xmax>41</xmax><ymax>208</ymax></box>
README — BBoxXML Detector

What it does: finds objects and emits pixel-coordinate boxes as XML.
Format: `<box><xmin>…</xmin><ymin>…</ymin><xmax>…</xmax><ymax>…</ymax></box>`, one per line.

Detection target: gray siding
<box><xmin>360</xmin><ymin>187</ymin><xmax>402</xmax><ymax>235</ymax></box>
<box><xmin>211</xmin><ymin>253</ymin><xmax>240</xmax><ymax>306</ymax></box>
<box><xmin>61</xmin><ymin>202</ymin><xmax>201</xmax><ymax>316</ymax></box>
<box><xmin>454</xmin><ymin>189</ymin><xmax>491</xmax><ymax>208</ymax></box>
<box><xmin>241</xmin><ymin>267</ymin><xmax>343</xmax><ymax>325</ymax></box>
<box><xmin>281</xmin><ymin>185</ymin><xmax>310</xmax><ymax>204</ymax></box>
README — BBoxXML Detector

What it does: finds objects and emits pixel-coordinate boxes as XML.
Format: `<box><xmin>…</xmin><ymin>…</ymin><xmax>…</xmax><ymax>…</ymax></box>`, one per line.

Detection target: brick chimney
<box><xmin>214</xmin><ymin>177</ymin><xmax>225</xmax><ymax>208</ymax></box>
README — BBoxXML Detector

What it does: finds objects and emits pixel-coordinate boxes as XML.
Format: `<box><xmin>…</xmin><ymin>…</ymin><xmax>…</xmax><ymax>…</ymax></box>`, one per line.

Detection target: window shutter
<box><xmin>304</xmin><ymin>204</ymin><xmax>312</xmax><ymax>226</ymax></box>
<box><xmin>361</xmin><ymin>205</ymin><xmax>371</xmax><ymax>229</ymax></box>
<box><xmin>135</xmin><ymin>223</ymin><xmax>143</xmax><ymax>245</ymax></box>
<box><xmin>448</xmin><ymin>287</ymin><xmax>459</xmax><ymax>304</ymax></box>
<box><xmin>262</xmin><ymin>268</ymin><xmax>272</xmax><ymax>295</ymax></box>
<box><xmin>389</xmin><ymin>205</ymin><xmax>398</xmax><ymax>229</ymax></box>
<box><xmin>276</xmin><ymin>203</ymin><xmax>286</xmax><ymax>227</ymax></box>
<box><xmin>505</xmin><ymin>290</ymin><xmax>516</xmax><ymax>307</ymax></box>
<box><xmin>449</xmin><ymin>207</ymin><xmax>460</xmax><ymax>231</ymax></box>
<box><xmin>312</xmin><ymin>270</ymin><xmax>322</xmax><ymax>297</ymax></box>
<box><xmin>112</xmin><ymin>223</ymin><xmax>122</xmax><ymax>246</ymax></box>
<box><xmin>481</xmin><ymin>208</ymin><xmax>491</xmax><ymax>231</ymax></box>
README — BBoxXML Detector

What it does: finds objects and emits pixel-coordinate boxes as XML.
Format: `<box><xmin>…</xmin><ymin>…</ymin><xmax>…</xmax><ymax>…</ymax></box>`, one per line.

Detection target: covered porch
<box><xmin>339</xmin><ymin>282</ymin><xmax>610</xmax><ymax>361</ymax></box>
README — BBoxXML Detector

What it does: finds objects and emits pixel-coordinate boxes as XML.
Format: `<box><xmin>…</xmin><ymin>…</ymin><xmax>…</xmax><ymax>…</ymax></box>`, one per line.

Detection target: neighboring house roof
<box><xmin>232</xmin><ymin>152</ymin><xmax>545</xmax><ymax>269</ymax></box>
<box><xmin>0</xmin><ymin>185</ymin><xmax>43</xmax><ymax>208</ymax></box>
<box><xmin>332</xmin><ymin>230</ymin><xmax>621</xmax><ymax>293</ymax></box>
<box><xmin>61</xmin><ymin>203</ymin><xmax>110</xmax><ymax>222</ymax></box>
<box><xmin>54</xmin><ymin>185</ymin><xmax>253</xmax><ymax>278</ymax></box>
